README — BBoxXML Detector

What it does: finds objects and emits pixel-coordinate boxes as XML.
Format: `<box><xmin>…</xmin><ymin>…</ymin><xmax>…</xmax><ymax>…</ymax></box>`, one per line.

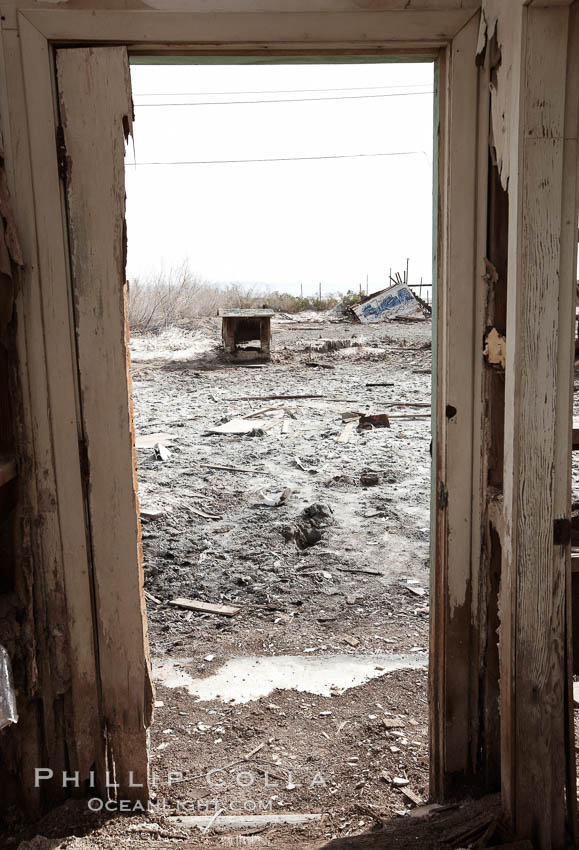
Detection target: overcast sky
<box><xmin>125</xmin><ymin>61</ymin><xmax>434</xmax><ymax>298</ymax></box>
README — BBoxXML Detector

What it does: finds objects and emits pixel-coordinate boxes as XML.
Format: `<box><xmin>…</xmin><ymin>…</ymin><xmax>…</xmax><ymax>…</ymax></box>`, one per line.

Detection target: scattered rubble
<box><xmin>52</xmin><ymin>313</ymin><xmax>432</xmax><ymax>847</ymax></box>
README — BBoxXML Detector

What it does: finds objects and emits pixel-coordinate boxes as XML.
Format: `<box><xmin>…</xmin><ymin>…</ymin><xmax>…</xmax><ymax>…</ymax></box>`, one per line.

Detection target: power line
<box><xmin>134</xmin><ymin>90</ymin><xmax>433</xmax><ymax>108</ymax></box>
<box><xmin>133</xmin><ymin>82</ymin><xmax>433</xmax><ymax>97</ymax></box>
<box><xmin>126</xmin><ymin>150</ymin><xmax>429</xmax><ymax>166</ymax></box>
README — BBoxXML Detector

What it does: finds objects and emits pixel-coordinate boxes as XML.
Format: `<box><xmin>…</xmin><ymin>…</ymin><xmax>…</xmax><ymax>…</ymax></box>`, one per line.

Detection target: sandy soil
<box><xmin>6</xmin><ymin>315</ymin><xmax>436</xmax><ymax>850</ymax></box>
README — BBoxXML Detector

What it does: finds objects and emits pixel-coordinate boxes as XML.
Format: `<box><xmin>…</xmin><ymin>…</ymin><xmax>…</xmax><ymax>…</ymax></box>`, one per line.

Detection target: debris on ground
<box><xmin>135</xmin><ymin>431</ymin><xmax>175</xmax><ymax>448</ymax></box>
<box><xmin>153</xmin><ymin>441</ymin><xmax>171</xmax><ymax>461</ymax></box>
<box><xmin>3</xmin><ymin>314</ymin><xmax>434</xmax><ymax>850</ymax></box>
<box><xmin>282</xmin><ymin>502</ymin><xmax>334</xmax><ymax>549</ymax></box>
<box><xmin>360</xmin><ymin>471</ymin><xmax>381</xmax><ymax>487</ymax></box>
<box><xmin>169</xmin><ymin>598</ymin><xmax>241</xmax><ymax>617</ymax></box>
<box><xmin>358</xmin><ymin>413</ymin><xmax>390</xmax><ymax>430</ymax></box>
<box><xmin>350</xmin><ymin>282</ymin><xmax>425</xmax><ymax>324</ymax></box>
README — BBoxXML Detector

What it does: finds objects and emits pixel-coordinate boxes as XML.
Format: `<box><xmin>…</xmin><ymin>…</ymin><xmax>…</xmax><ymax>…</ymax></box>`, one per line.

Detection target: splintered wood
<box><xmin>57</xmin><ymin>45</ymin><xmax>151</xmax><ymax>798</ymax></box>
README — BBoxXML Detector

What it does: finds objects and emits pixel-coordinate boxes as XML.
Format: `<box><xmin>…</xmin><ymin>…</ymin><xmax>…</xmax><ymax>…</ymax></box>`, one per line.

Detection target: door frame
<box><xmin>0</xmin><ymin>1</ymin><xmax>486</xmax><ymax>802</ymax></box>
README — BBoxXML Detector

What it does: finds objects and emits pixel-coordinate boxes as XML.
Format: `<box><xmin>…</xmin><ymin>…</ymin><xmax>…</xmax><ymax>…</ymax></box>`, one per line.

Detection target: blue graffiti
<box><xmin>361</xmin><ymin>286</ymin><xmax>414</xmax><ymax>319</ymax></box>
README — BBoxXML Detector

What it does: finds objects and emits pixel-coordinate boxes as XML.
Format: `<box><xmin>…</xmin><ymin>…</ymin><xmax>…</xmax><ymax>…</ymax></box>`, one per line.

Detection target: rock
<box><xmin>281</xmin><ymin>503</ymin><xmax>334</xmax><ymax>549</ymax></box>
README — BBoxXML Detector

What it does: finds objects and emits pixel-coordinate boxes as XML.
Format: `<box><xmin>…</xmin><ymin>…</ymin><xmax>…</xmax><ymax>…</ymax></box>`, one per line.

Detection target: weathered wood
<box><xmin>0</xmin><ymin>457</ymin><xmax>16</xmax><ymax>487</ymax></box>
<box><xmin>499</xmin><ymin>5</ymin><xmax>577</xmax><ymax>846</ymax></box>
<box><xmin>430</xmin><ymin>10</ymin><xmax>484</xmax><ymax>798</ymax></box>
<box><xmin>20</xmin><ymin>8</ymin><xmax>478</xmax><ymax>46</ymax></box>
<box><xmin>259</xmin><ymin>317</ymin><xmax>271</xmax><ymax>358</ymax></box>
<box><xmin>222</xmin><ymin>314</ymin><xmax>271</xmax><ymax>360</ymax></box>
<box><xmin>558</xmin><ymin>5</ymin><xmax>579</xmax><ymax>845</ymax></box>
<box><xmin>0</xmin><ymin>16</ymin><xmax>105</xmax><ymax>808</ymax></box>
<box><xmin>56</xmin><ymin>46</ymin><xmax>152</xmax><ymax>800</ymax></box>
<box><xmin>169</xmin><ymin>598</ymin><xmax>241</xmax><ymax>617</ymax></box>
<box><xmin>0</xmin><ymin>0</ymin><xmax>575</xmax><ymax>833</ymax></box>
<box><xmin>479</xmin><ymin>141</ymin><xmax>508</xmax><ymax>792</ymax></box>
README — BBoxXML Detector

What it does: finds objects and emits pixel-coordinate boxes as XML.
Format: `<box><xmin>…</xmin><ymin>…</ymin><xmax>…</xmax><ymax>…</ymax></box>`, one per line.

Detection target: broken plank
<box><xmin>231</xmin><ymin>394</ymin><xmax>366</xmax><ymax>404</ymax></box>
<box><xmin>144</xmin><ymin>591</ymin><xmax>161</xmax><ymax>605</ymax></box>
<box><xmin>200</xmin><ymin>463</ymin><xmax>262</xmax><ymax>475</ymax></box>
<box><xmin>140</xmin><ymin>507</ymin><xmax>165</xmax><ymax>520</ymax></box>
<box><xmin>337</xmin><ymin>421</ymin><xmax>356</xmax><ymax>443</ymax></box>
<box><xmin>168</xmin><ymin>814</ymin><xmax>321</xmax><ymax>830</ymax></box>
<box><xmin>400</xmin><ymin>787</ymin><xmax>423</xmax><ymax>806</ymax></box>
<box><xmin>383</xmin><ymin>402</ymin><xmax>430</xmax><ymax>408</ymax></box>
<box><xmin>169</xmin><ymin>598</ymin><xmax>240</xmax><ymax>617</ymax></box>
<box><xmin>231</xmin><ymin>394</ymin><xmax>327</xmax><ymax>401</ymax></box>
<box><xmin>337</xmin><ymin>567</ymin><xmax>382</xmax><ymax>576</ymax></box>
<box><xmin>244</xmin><ymin>741</ymin><xmax>265</xmax><ymax>760</ymax></box>
<box><xmin>240</xmin><ymin>405</ymin><xmax>284</xmax><ymax>420</ymax></box>
<box><xmin>184</xmin><ymin>503</ymin><xmax>222</xmax><ymax>520</ymax></box>
<box><xmin>388</xmin><ymin>414</ymin><xmax>431</xmax><ymax>419</ymax></box>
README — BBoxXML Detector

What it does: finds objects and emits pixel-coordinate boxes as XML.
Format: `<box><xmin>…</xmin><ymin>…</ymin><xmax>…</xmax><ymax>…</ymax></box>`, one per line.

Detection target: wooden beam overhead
<box><xmin>18</xmin><ymin>9</ymin><xmax>478</xmax><ymax>45</ymax></box>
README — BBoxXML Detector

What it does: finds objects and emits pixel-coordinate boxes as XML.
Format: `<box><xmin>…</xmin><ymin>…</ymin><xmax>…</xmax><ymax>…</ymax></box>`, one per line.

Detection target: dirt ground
<box><xmin>5</xmin><ymin>315</ymin><xmax>577</xmax><ymax>849</ymax></box>
<box><xmin>7</xmin><ymin>314</ymin><xmax>439</xmax><ymax>849</ymax></box>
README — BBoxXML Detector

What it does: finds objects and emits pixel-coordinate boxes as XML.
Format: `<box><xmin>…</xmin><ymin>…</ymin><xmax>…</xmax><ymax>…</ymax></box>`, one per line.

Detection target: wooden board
<box><xmin>429</xmin><ymin>11</ymin><xmax>483</xmax><ymax>798</ymax></box>
<box><xmin>56</xmin><ymin>46</ymin><xmax>152</xmax><ymax>799</ymax></box>
<box><xmin>20</xmin><ymin>8</ymin><xmax>479</xmax><ymax>46</ymax></box>
<box><xmin>170</xmin><ymin>598</ymin><xmax>241</xmax><ymax>617</ymax></box>
<box><xmin>499</xmin><ymin>6</ymin><xmax>576</xmax><ymax>845</ymax></box>
<box><xmin>0</xmin><ymin>17</ymin><xmax>103</xmax><ymax>806</ymax></box>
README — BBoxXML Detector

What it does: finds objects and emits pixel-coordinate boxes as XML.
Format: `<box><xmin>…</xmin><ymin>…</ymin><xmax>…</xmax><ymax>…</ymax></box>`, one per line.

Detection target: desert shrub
<box><xmin>127</xmin><ymin>262</ymin><xmax>343</xmax><ymax>330</ymax></box>
<box><xmin>340</xmin><ymin>289</ymin><xmax>364</xmax><ymax>306</ymax></box>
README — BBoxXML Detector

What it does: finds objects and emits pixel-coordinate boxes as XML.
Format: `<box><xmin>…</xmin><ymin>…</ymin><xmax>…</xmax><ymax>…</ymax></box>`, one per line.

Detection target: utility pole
<box><xmin>366</xmin><ymin>273</ymin><xmax>369</xmax><ymax>295</ymax></box>
<box><xmin>300</xmin><ymin>283</ymin><xmax>303</xmax><ymax>299</ymax></box>
<box><xmin>405</xmin><ymin>257</ymin><xmax>409</xmax><ymax>286</ymax></box>
<box><xmin>318</xmin><ymin>282</ymin><xmax>321</xmax><ymax>302</ymax></box>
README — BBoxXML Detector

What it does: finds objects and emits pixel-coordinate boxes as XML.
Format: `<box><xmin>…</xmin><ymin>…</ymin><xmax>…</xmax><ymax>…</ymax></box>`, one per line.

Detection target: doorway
<box><xmin>123</xmin><ymin>58</ymin><xmax>434</xmax><ymax>843</ymax></box>
<box><xmin>2</xmin><ymin>11</ymin><xmax>490</xmax><ymax>836</ymax></box>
